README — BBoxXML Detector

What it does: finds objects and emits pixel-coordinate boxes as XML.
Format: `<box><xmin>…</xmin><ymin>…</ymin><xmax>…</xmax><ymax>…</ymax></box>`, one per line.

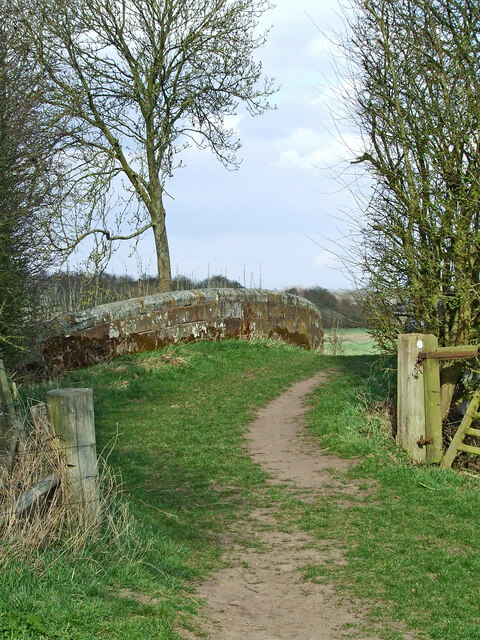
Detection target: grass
<box><xmin>3</xmin><ymin>341</ymin><xmax>480</xmax><ymax>639</ymax></box>
<box><xmin>4</xmin><ymin>339</ymin><xmax>324</xmax><ymax>639</ymax></box>
<box><xmin>301</xmin><ymin>356</ymin><xmax>480</xmax><ymax>639</ymax></box>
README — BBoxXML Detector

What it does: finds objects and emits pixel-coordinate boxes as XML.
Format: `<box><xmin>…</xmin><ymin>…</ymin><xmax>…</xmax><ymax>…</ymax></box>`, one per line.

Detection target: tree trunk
<box><xmin>151</xmin><ymin>196</ymin><xmax>172</xmax><ymax>293</ymax></box>
<box><xmin>440</xmin><ymin>361</ymin><xmax>463</xmax><ymax>422</ymax></box>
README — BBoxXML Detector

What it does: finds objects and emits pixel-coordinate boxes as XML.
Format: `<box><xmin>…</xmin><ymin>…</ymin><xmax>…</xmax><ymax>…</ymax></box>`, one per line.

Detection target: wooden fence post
<box><xmin>46</xmin><ymin>388</ymin><xmax>100</xmax><ymax>522</ymax></box>
<box><xmin>397</xmin><ymin>334</ymin><xmax>427</xmax><ymax>462</ymax></box>
<box><xmin>0</xmin><ymin>358</ymin><xmax>24</xmax><ymax>476</ymax></box>
<box><xmin>422</xmin><ymin>334</ymin><xmax>443</xmax><ymax>463</ymax></box>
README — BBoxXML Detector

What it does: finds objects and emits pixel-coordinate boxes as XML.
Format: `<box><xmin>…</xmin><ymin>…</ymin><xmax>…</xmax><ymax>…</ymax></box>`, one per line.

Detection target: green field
<box><xmin>323</xmin><ymin>327</ymin><xmax>379</xmax><ymax>355</ymax></box>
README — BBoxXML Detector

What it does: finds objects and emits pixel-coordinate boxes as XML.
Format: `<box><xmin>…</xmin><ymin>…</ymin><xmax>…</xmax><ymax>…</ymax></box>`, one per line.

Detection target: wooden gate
<box><xmin>397</xmin><ymin>334</ymin><xmax>479</xmax><ymax>464</ymax></box>
<box><xmin>441</xmin><ymin>390</ymin><xmax>480</xmax><ymax>469</ymax></box>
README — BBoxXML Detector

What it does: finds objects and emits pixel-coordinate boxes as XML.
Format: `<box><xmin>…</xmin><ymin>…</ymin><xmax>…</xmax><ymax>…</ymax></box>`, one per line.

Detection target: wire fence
<box><xmin>0</xmin><ymin>442</ymin><xmax>97</xmax><ymax>458</ymax></box>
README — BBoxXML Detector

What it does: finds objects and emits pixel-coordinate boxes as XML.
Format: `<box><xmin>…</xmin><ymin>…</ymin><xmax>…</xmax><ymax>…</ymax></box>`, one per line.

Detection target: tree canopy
<box><xmin>28</xmin><ymin>0</ymin><xmax>276</xmax><ymax>291</ymax></box>
<box><xmin>342</xmin><ymin>0</ymin><xmax>480</xmax><ymax>355</ymax></box>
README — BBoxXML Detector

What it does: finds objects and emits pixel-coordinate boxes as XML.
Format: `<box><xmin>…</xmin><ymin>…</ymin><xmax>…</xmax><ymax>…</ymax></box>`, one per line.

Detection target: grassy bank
<box><xmin>5</xmin><ymin>340</ymin><xmax>323</xmax><ymax>639</ymax></box>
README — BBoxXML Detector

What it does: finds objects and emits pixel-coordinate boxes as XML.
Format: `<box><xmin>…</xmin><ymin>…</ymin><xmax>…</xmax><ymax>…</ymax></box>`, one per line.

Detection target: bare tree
<box><xmin>340</xmin><ymin>0</ymin><xmax>480</xmax><ymax>411</ymax></box>
<box><xmin>27</xmin><ymin>0</ymin><xmax>276</xmax><ymax>292</ymax></box>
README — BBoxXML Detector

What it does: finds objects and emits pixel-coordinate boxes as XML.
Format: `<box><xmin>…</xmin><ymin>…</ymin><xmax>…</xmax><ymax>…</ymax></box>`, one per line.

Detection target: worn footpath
<box><xmin>182</xmin><ymin>374</ymin><xmax>413</xmax><ymax>640</ymax></box>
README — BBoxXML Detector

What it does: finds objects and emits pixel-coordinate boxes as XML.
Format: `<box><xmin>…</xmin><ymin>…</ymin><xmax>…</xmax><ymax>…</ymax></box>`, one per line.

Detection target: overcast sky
<box><xmin>106</xmin><ymin>0</ymin><xmax>363</xmax><ymax>291</ymax></box>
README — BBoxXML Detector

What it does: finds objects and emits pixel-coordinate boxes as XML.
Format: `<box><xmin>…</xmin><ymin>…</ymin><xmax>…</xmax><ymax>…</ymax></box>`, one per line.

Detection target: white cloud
<box><xmin>307</xmin><ymin>34</ymin><xmax>340</xmax><ymax>57</ymax></box>
<box><xmin>278</xmin><ymin>127</ymin><xmax>325</xmax><ymax>153</ymax></box>
<box><xmin>278</xmin><ymin>149</ymin><xmax>322</xmax><ymax>171</ymax></box>
<box><xmin>224</xmin><ymin>114</ymin><xmax>244</xmax><ymax>133</ymax></box>
<box><xmin>277</xmin><ymin>132</ymin><xmax>364</xmax><ymax>171</ymax></box>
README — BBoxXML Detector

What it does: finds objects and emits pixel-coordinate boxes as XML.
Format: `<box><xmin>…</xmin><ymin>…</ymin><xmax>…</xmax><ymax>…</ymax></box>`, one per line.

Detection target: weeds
<box><xmin>356</xmin><ymin>392</ymin><xmax>396</xmax><ymax>446</ymax></box>
<box><xmin>324</xmin><ymin>321</ymin><xmax>346</xmax><ymax>355</ymax></box>
<box><xmin>239</xmin><ymin>334</ymin><xmax>300</xmax><ymax>351</ymax></box>
<box><xmin>0</xmin><ymin>402</ymin><xmax>136</xmax><ymax>568</ymax></box>
<box><xmin>138</xmin><ymin>345</ymin><xmax>193</xmax><ymax>371</ymax></box>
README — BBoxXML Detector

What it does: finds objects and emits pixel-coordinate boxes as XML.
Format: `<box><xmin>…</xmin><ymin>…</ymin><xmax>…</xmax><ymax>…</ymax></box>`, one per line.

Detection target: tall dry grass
<box><xmin>0</xmin><ymin>404</ymin><xmax>134</xmax><ymax>566</ymax></box>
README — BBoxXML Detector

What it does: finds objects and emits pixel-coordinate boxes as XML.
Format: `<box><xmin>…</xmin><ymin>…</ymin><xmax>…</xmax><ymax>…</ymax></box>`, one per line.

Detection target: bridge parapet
<box><xmin>41</xmin><ymin>288</ymin><xmax>323</xmax><ymax>370</ymax></box>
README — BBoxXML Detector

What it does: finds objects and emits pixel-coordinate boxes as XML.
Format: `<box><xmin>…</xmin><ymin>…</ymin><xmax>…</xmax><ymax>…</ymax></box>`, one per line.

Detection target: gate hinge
<box><xmin>417</xmin><ymin>436</ymin><xmax>433</xmax><ymax>447</ymax></box>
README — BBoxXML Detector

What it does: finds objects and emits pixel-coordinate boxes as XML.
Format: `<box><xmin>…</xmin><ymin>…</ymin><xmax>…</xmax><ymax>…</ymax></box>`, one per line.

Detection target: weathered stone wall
<box><xmin>41</xmin><ymin>288</ymin><xmax>323</xmax><ymax>370</ymax></box>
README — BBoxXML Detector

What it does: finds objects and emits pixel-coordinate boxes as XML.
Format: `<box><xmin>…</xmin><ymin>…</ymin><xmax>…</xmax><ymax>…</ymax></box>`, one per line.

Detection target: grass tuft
<box><xmin>138</xmin><ymin>345</ymin><xmax>193</xmax><ymax>371</ymax></box>
<box><xmin>238</xmin><ymin>334</ymin><xmax>301</xmax><ymax>351</ymax></box>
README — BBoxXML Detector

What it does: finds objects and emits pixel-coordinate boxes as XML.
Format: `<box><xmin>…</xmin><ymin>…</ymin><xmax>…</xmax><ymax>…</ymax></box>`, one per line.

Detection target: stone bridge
<box><xmin>41</xmin><ymin>288</ymin><xmax>323</xmax><ymax>370</ymax></box>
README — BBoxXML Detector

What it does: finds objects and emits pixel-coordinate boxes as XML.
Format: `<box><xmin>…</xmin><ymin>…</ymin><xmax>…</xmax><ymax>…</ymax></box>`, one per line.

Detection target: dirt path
<box><xmin>181</xmin><ymin>374</ymin><xmax>390</xmax><ymax>640</ymax></box>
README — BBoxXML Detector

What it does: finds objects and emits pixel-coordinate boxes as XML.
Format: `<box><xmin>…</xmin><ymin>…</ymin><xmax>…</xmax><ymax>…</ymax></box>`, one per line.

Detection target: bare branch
<box><xmin>22</xmin><ymin>0</ymin><xmax>276</xmax><ymax>291</ymax></box>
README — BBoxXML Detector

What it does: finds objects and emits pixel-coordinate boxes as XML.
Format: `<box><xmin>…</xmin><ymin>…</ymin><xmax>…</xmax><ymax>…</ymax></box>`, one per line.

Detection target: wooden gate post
<box><xmin>422</xmin><ymin>334</ymin><xmax>443</xmax><ymax>463</ymax></box>
<box><xmin>397</xmin><ymin>334</ymin><xmax>427</xmax><ymax>462</ymax></box>
<box><xmin>47</xmin><ymin>388</ymin><xmax>100</xmax><ymax>522</ymax></box>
